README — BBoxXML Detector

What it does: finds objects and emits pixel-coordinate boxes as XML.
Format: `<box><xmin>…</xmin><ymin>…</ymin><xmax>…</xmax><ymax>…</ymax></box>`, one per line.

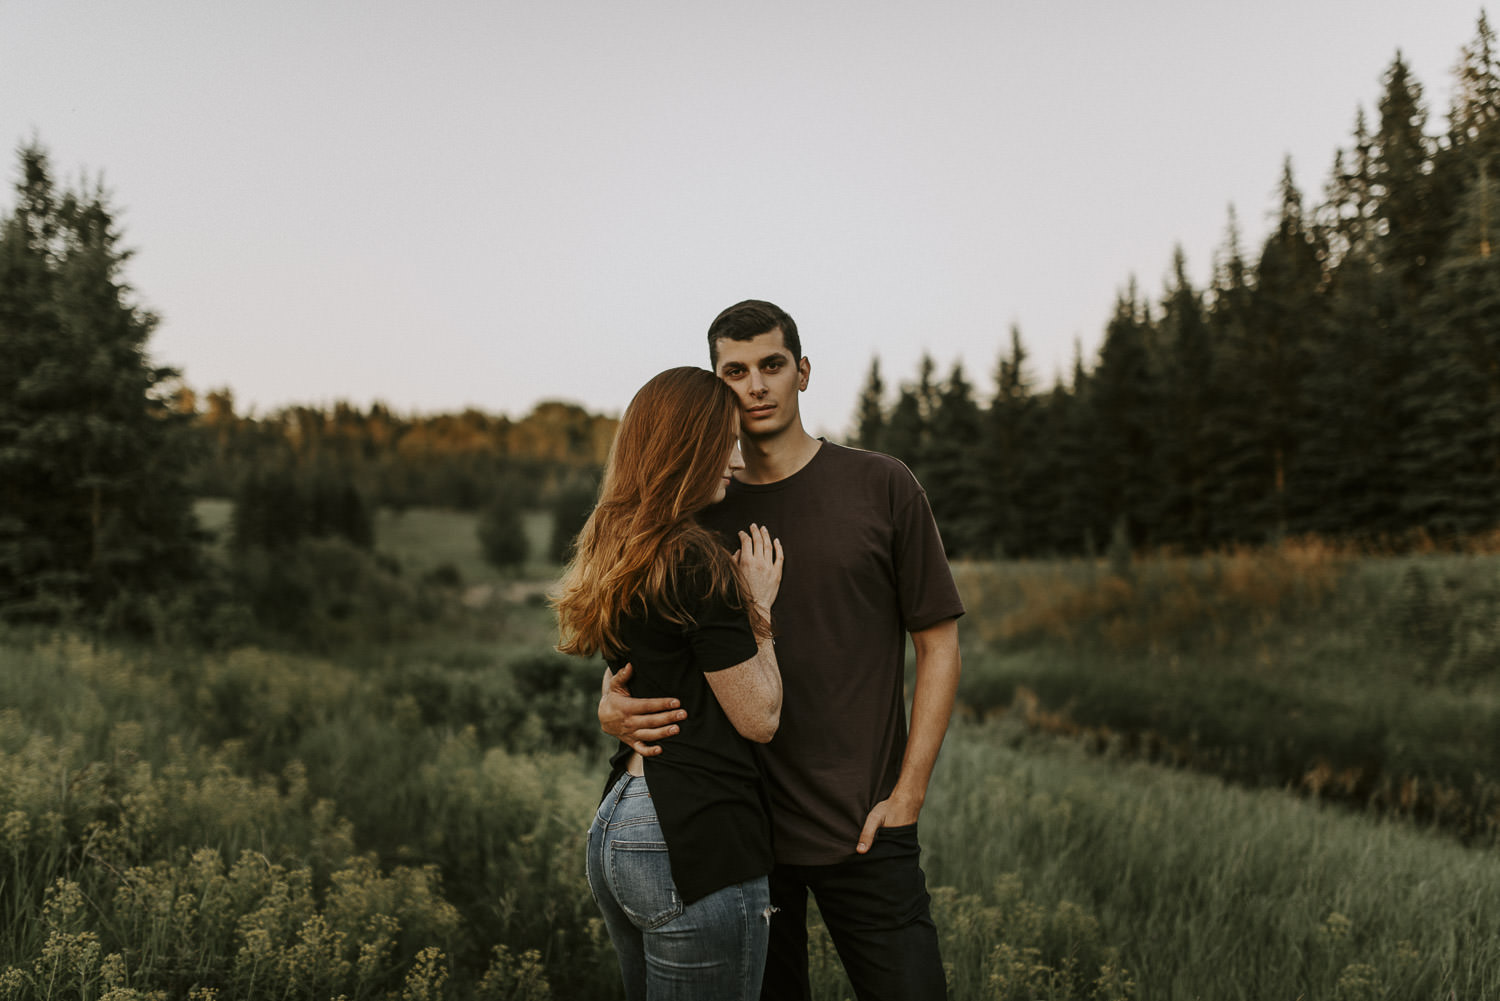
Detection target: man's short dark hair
<box><xmin>707</xmin><ymin>300</ymin><xmax>801</xmax><ymax>367</ymax></box>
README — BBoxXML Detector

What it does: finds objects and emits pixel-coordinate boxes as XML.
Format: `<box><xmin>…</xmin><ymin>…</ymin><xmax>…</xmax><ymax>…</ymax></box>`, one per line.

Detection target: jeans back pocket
<box><xmin>609</xmin><ymin>839</ymin><xmax>684</xmax><ymax>930</ymax></box>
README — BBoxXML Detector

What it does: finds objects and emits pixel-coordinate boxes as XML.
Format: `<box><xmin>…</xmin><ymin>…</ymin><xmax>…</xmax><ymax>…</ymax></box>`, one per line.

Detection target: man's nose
<box><xmin>748</xmin><ymin>372</ymin><xmax>768</xmax><ymax>396</ymax></box>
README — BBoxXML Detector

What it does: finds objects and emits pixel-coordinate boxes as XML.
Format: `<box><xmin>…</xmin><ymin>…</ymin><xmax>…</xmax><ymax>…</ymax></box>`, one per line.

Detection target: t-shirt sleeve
<box><xmin>892</xmin><ymin>482</ymin><xmax>967</xmax><ymax>633</ymax></box>
<box><xmin>684</xmin><ymin>586</ymin><xmax>760</xmax><ymax>673</ymax></box>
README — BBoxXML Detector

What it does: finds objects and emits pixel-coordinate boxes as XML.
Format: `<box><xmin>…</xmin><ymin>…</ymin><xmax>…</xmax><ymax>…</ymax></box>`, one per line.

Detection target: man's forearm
<box><xmin>892</xmin><ymin>618</ymin><xmax>962</xmax><ymax>808</ymax></box>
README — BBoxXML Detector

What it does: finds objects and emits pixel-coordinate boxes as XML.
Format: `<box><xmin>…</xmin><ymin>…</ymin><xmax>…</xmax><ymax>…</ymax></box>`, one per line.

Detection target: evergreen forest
<box><xmin>857</xmin><ymin>21</ymin><xmax>1500</xmax><ymax>559</ymax></box>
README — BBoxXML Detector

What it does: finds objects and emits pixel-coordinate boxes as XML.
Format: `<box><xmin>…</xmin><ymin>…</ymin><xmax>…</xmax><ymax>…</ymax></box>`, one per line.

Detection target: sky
<box><xmin>1</xmin><ymin>0</ymin><xmax>1488</xmax><ymax>437</ymax></box>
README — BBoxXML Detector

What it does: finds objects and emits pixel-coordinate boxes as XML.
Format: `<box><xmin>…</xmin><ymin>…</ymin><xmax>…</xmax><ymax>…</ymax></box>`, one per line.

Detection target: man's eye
<box><xmin>765</xmin><ymin>360</ymin><xmax>783</xmax><ymax>371</ymax></box>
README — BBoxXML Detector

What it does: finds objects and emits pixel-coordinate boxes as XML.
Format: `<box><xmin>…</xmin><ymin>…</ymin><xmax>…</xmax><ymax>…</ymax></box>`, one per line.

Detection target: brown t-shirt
<box><xmin>699</xmin><ymin>441</ymin><xmax>965</xmax><ymax>865</ymax></box>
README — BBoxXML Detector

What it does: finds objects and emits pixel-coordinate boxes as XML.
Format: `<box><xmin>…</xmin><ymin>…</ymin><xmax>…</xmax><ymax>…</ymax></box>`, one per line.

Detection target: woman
<box><xmin>554</xmin><ymin>367</ymin><xmax>784</xmax><ymax>1000</ymax></box>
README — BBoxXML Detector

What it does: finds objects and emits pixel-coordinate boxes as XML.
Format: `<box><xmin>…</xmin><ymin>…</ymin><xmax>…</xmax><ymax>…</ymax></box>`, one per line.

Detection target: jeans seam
<box><xmin>739</xmin><ymin>883</ymin><xmax>755</xmax><ymax>997</ymax></box>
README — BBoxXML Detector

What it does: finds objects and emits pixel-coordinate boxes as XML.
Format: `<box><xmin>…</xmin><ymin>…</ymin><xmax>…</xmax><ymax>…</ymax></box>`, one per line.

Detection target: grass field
<box><xmin>950</xmin><ymin>544</ymin><xmax>1500</xmax><ymax>842</ymax></box>
<box><xmin>3</xmin><ymin>510</ymin><xmax>1498</xmax><ymax>998</ymax></box>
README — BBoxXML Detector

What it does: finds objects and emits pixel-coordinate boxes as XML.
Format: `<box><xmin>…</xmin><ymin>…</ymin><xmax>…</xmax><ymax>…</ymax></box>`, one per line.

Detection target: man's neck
<box><xmin>739</xmin><ymin>426</ymin><xmax>822</xmax><ymax>485</ymax></box>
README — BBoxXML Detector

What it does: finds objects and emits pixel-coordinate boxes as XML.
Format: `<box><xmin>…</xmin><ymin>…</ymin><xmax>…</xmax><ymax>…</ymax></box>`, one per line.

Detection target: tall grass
<box><xmin>951</xmin><ymin>543</ymin><xmax>1500</xmax><ymax>840</ymax></box>
<box><xmin>0</xmin><ymin>624</ymin><xmax>618</xmax><ymax>1000</ymax></box>
<box><xmin>920</xmin><ymin>724</ymin><xmax>1500</xmax><ymax>1000</ymax></box>
<box><xmin>7</xmin><ymin>621</ymin><xmax>1498</xmax><ymax>998</ymax></box>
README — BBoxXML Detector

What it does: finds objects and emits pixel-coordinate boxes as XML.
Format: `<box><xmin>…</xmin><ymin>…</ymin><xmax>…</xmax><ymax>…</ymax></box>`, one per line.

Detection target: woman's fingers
<box><xmin>736</xmin><ymin>524</ymin><xmax>781</xmax><ymax>570</ymax></box>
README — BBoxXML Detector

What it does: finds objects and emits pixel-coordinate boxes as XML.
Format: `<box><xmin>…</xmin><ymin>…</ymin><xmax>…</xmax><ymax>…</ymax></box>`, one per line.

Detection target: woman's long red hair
<box><xmin>553</xmin><ymin>367</ymin><xmax>766</xmax><ymax>659</ymax></box>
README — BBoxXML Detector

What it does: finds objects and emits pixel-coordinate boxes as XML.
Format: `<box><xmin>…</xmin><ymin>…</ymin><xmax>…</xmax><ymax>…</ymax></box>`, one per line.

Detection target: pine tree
<box><xmin>1036</xmin><ymin>355</ymin><xmax>1095</xmax><ymax>555</ymax></box>
<box><xmin>1201</xmin><ymin>206</ymin><xmax>1261</xmax><ymax>543</ymax></box>
<box><xmin>1241</xmin><ymin>165</ymin><xmax>1324</xmax><ymax>539</ymax></box>
<box><xmin>883</xmin><ymin>353</ymin><xmax>939</xmax><ymax>485</ymax></box>
<box><xmin>1298</xmin><ymin>249</ymin><xmax>1413</xmax><ymax>539</ymax></box>
<box><xmin>1087</xmin><ymin>283</ymin><xmax>1158</xmax><ymax>549</ymax></box>
<box><xmin>852</xmin><ymin>356</ymin><xmax>887</xmax><ymax>451</ymax></box>
<box><xmin>1372</xmin><ymin>52</ymin><xmax>1442</xmax><ymax>302</ymax></box>
<box><xmin>982</xmin><ymin>325</ymin><xmax>1040</xmax><ymax>556</ymax></box>
<box><xmin>1427</xmin><ymin>12</ymin><xmax>1500</xmax><ymax>325</ymax></box>
<box><xmin>0</xmin><ymin>143</ymin><xmax>200</xmax><ymax>626</ymax></box>
<box><xmin>1401</xmin><ymin>162</ymin><xmax>1500</xmax><ymax>537</ymax></box>
<box><xmin>925</xmin><ymin>362</ymin><xmax>987</xmax><ymax>556</ymax></box>
<box><xmin>1299</xmin><ymin>95</ymin><xmax>1429</xmax><ymax>540</ymax></box>
<box><xmin>1449</xmin><ymin>11</ymin><xmax>1500</xmax><ymax>152</ymax></box>
<box><xmin>1151</xmin><ymin>248</ymin><xmax>1217</xmax><ymax>549</ymax></box>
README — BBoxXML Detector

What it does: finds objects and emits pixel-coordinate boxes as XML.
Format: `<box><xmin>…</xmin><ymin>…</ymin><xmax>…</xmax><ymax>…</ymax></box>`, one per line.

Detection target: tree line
<box><xmin>3</xmin><ymin>14</ymin><xmax>1495</xmax><ymax>629</ymax></box>
<box><xmin>189</xmin><ymin>394</ymin><xmax>608</xmax><ymax>571</ymax></box>
<box><xmin>857</xmin><ymin>16</ymin><xmax>1500</xmax><ymax>558</ymax></box>
<box><xmin>0</xmin><ymin>144</ymin><xmax>607</xmax><ymax>632</ymax></box>
<box><xmin>184</xmin><ymin>391</ymin><xmax>612</xmax><ymax>511</ymax></box>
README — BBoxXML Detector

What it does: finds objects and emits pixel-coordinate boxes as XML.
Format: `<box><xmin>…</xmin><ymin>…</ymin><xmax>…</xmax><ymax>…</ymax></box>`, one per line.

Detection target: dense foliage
<box><xmin>860</xmin><ymin>17</ymin><xmax>1500</xmax><ymax>557</ymax></box>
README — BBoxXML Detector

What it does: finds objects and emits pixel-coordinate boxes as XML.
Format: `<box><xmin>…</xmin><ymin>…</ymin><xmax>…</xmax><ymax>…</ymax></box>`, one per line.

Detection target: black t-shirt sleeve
<box><xmin>683</xmin><ymin>580</ymin><xmax>759</xmax><ymax>673</ymax></box>
<box><xmin>892</xmin><ymin>477</ymin><xmax>967</xmax><ymax>633</ymax></box>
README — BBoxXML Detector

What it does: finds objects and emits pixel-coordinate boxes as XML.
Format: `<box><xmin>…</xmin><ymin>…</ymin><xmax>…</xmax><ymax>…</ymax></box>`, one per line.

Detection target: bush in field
<box><xmin>1391</xmin><ymin>562</ymin><xmax>1500</xmax><ymax>689</ymax></box>
<box><xmin>548</xmin><ymin>480</ymin><xmax>598</xmax><ymax>563</ymax></box>
<box><xmin>0</xmin><ymin>635</ymin><xmax>609</xmax><ymax>999</ymax></box>
<box><xmin>232</xmin><ymin>466</ymin><xmax>374</xmax><ymax>552</ymax></box>
<box><xmin>0</xmin><ymin>740</ymin><xmax>472</xmax><ymax>1001</ymax></box>
<box><xmin>507</xmin><ymin>653</ymin><xmax>610</xmax><ymax>750</ymax></box>
<box><xmin>396</xmin><ymin>652</ymin><xmax>607</xmax><ymax>754</ymax></box>
<box><xmin>231</xmin><ymin>466</ymin><xmax>306</xmax><ymax>551</ymax></box>
<box><xmin>477</xmin><ymin>498</ymin><xmax>529</xmax><ymax>571</ymax></box>
<box><xmin>307</xmin><ymin>470</ymin><xmax>376</xmax><ymax>549</ymax></box>
<box><xmin>231</xmin><ymin>536</ymin><xmax>438</xmax><ymax>650</ymax></box>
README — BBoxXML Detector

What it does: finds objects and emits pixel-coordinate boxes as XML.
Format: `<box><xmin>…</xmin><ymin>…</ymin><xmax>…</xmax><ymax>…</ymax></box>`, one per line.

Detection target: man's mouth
<box><xmin>747</xmin><ymin>404</ymin><xmax>774</xmax><ymax>417</ymax></box>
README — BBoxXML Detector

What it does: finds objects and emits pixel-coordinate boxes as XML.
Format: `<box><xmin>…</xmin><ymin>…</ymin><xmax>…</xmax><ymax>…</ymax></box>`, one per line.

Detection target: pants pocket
<box><xmin>609</xmin><ymin>839</ymin><xmax>684</xmax><ymax>930</ymax></box>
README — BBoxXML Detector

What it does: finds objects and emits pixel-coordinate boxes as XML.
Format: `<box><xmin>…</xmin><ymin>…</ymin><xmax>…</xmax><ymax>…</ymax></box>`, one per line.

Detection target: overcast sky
<box><xmin>2</xmin><ymin>1</ymin><xmax>1487</xmax><ymax>436</ymax></box>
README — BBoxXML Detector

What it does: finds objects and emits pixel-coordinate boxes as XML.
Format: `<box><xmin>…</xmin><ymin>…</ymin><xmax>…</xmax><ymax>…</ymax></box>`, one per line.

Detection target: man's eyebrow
<box><xmin>757</xmin><ymin>353</ymin><xmax>789</xmax><ymax>366</ymax></box>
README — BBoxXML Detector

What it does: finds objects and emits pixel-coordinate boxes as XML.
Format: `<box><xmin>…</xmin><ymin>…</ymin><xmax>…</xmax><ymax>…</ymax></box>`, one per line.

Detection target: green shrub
<box><xmin>477</xmin><ymin>501</ymin><xmax>529</xmax><ymax>572</ymax></box>
<box><xmin>547</xmin><ymin>482</ymin><xmax>597</xmax><ymax>564</ymax></box>
<box><xmin>231</xmin><ymin>537</ymin><xmax>440</xmax><ymax>650</ymax></box>
<box><xmin>232</xmin><ymin>466</ymin><xmax>374</xmax><ymax>553</ymax></box>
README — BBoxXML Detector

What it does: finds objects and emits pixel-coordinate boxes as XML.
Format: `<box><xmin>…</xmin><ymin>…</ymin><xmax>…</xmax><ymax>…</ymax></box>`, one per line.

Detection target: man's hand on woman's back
<box><xmin>598</xmin><ymin>662</ymin><xmax>685</xmax><ymax>756</ymax></box>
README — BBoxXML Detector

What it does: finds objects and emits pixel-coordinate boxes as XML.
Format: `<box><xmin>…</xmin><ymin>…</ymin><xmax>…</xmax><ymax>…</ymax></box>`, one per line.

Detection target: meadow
<box><xmin>1</xmin><ymin>509</ymin><xmax>1497</xmax><ymax>1000</ymax></box>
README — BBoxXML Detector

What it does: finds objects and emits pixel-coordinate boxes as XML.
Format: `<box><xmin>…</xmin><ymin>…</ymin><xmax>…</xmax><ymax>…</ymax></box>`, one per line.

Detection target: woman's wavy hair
<box><xmin>553</xmin><ymin>367</ymin><xmax>767</xmax><ymax>659</ymax></box>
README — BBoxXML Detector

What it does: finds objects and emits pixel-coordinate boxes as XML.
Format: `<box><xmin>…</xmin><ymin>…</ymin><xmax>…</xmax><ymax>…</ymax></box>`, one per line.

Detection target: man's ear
<box><xmin>798</xmin><ymin>356</ymin><xmax>811</xmax><ymax>391</ymax></box>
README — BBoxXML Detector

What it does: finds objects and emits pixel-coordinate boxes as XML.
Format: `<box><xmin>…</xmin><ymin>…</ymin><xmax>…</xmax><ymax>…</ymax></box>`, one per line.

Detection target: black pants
<box><xmin>760</xmin><ymin>823</ymin><xmax>946</xmax><ymax>1001</ymax></box>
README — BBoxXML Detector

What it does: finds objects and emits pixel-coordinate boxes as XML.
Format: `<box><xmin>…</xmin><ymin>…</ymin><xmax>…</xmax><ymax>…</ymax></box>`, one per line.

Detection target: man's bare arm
<box><xmin>598</xmin><ymin>662</ymin><xmax>686</xmax><ymax>756</ymax></box>
<box><xmin>855</xmin><ymin>617</ymin><xmax>961</xmax><ymax>853</ymax></box>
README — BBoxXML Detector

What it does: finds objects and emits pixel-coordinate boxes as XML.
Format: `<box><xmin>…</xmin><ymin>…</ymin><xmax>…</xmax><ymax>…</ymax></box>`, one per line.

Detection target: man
<box><xmin>599</xmin><ymin>300</ymin><xmax>964</xmax><ymax>1000</ymax></box>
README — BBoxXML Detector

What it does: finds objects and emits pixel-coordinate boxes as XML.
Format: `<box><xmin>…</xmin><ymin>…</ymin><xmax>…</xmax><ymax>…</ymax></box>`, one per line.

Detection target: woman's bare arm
<box><xmin>705</xmin><ymin>632</ymin><xmax>781</xmax><ymax>742</ymax></box>
<box><xmin>708</xmin><ymin>524</ymin><xmax>783</xmax><ymax>742</ymax></box>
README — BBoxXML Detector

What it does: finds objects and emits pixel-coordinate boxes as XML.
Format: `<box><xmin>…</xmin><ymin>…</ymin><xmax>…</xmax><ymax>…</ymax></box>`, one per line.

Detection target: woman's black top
<box><xmin>601</xmin><ymin>564</ymin><xmax>772</xmax><ymax>904</ymax></box>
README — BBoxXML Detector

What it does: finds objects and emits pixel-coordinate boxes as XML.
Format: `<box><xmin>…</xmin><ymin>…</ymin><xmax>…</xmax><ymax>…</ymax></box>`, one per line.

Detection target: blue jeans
<box><xmin>587</xmin><ymin>772</ymin><xmax>771</xmax><ymax>1001</ymax></box>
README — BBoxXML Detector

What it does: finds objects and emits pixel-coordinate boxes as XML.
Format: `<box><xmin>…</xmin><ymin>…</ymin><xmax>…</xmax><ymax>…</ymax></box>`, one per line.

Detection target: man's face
<box><xmin>712</xmin><ymin>328</ymin><xmax>810</xmax><ymax>439</ymax></box>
